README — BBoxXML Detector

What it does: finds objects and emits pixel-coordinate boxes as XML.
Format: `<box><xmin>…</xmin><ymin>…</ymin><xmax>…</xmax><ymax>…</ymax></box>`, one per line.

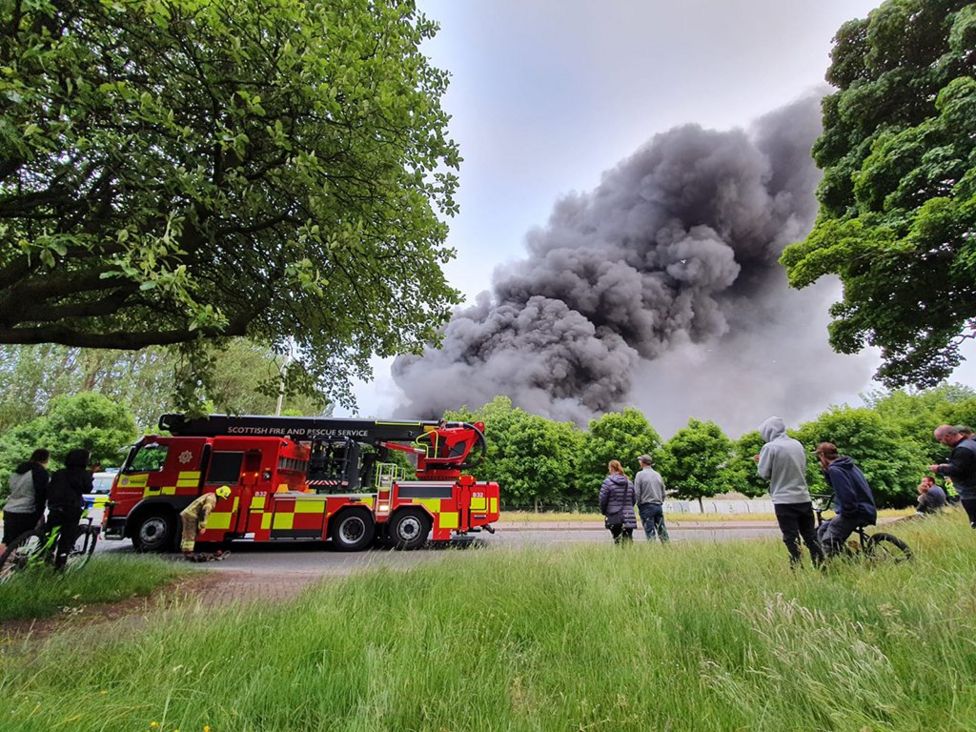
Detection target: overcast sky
<box><xmin>340</xmin><ymin>0</ymin><xmax>975</xmax><ymax>425</ymax></box>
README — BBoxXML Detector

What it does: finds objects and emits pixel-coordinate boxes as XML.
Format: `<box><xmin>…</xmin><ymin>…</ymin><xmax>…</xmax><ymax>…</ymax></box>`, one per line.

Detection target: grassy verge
<box><xmin>0</xmin><ymin>556</ymin><xmax>188</xmax><ymax>622</ymax></box>
<box><xmin>502</xmin><ymin>507</ymin><xmax>915</xmax><ymax>522</ymax></box>
<box><xmin>1</xmin><ymin>515</ymin><xmax>975</xmax><ymax>730</ymax></box>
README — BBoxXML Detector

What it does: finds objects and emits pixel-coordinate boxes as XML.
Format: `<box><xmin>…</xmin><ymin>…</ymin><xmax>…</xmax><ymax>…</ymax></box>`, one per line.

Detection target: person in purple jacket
<box><xmin>815</xmin><ymin>442</ymin><xmax>877</xmax><ymax>556</ymax></box>
<box><xmin>599</xmin><ymin>460</ymin><xmax>637</xmax><ymax>544</ymax></box>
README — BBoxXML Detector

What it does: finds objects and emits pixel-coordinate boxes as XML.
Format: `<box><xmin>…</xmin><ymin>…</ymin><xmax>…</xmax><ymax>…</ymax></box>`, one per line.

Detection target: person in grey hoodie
<box><xmin>756</xmin><ymin>417</ymin><xmax>824</xmax><ymax>567</ymax></box>
<box><xmin>2</xmin><ymin>448</ymin><xmax>50</xmax><ymax>547</ymax></box>
<box><xmin>599</xmin><ymin>460</ymin><xmax>637</xmax><ymax>544</ymax></box>
<box><xmin>634</xmin><ymin>454</ymin><xmax>669</xmax><ymax>542</ymax></box>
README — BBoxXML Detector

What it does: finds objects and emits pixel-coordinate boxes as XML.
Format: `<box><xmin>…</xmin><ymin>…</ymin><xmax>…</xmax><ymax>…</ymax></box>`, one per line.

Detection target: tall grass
<box><xmin>1</xmin><ymin>516</ymin><xmax>975</xmax><ymax>731</ymax></box>
<box><xmin>0</xmin><ymin>556</ymin><xmax>187</xmax><ymax>622</ymax></box>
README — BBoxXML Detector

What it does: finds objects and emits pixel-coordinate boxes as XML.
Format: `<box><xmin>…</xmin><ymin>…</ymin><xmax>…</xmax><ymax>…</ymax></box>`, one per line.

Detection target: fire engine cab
<box><xmin>102</xmin><ymin>413</ymin><xmax>500</xmax><ymax>552</ymax></box>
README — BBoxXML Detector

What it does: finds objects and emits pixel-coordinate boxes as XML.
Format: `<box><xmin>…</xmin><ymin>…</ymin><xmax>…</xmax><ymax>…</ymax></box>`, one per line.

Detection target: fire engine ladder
<box><xmin>373</xmin><ymin>462</ymin><xmax>406</xmax><ymax>520</ymax></box>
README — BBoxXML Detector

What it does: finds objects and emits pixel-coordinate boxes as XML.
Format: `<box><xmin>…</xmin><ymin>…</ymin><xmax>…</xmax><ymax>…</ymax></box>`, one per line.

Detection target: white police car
<box><xmin>84</xmin><ymin>468</ymin><xmax>118</xmax><ymax>514</ymax></box>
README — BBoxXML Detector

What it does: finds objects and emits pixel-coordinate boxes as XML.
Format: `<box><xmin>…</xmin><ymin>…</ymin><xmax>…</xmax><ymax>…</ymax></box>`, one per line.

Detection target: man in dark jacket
<box><xmin>2</xmin><ymin>448</ymin><xmax>50</xmax><ymax>547</ymax></box>
<box><xmin>931</xmin><ymin>424</ymin><xmax>976</xmax><ymax>528</ymax></box>
<box><xmin>815</xmin><ymin>442</ymin><xmax>877</xmax><ymax>555</ymax></box>
<box><xmin>46</xmin><ymin>448</ymin><xmax>94</xmax><ymax>568</ymax></box>
<box><xmin>599</xmin><ymin>460</ymin><xmax>637</xmax><ymax>544</ymax></box>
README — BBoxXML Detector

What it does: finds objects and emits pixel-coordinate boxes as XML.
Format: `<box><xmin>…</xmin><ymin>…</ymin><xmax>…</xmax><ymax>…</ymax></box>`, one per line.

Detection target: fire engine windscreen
<box><xmin>391</xmin><ymin>95</ymin><xmax>873</xmax><ymax>434</ymax></box>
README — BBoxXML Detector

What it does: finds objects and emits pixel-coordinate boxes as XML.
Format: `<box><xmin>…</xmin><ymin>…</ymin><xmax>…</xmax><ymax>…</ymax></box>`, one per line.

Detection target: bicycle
<box><xmin>812</xmin><ymin>493</ymin><xmax>912</xmax><ymax>563</ymax></box>
<box><xmin>0</xmin><ymin>501</ymin><xmax>100</xmax><ymax>582</ymax></box>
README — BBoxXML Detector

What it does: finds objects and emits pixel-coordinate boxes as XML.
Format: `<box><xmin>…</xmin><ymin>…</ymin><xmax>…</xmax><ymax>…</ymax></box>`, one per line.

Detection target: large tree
<box><xmin>579</xmin><ymin>408</ymin><xmax>662</xmax><ymax>483</ymax></box>
<box><xmin>657</xmin><ymin>418</ymin><xmax>733</xmax><ymax>510</ymax></box>
<box><xmin>446</xmin><ymin>396</ymin><xmax>586</xmax><ymax>510</ymax></box>
<box><xmin>781</xmin><ymin>0</ymin><xmax>976</xmax><ymax>387</ymax></box>
<box><xmin>794</xmin><ymin>406</ymin><xmax>922</xmax><ymax>507</ymax></box>
<box><xmin>0</xmin><ymin>340</ymin><xmax>324</xmax><ymax>432</ymax></box>
<box><xmin>0</xmin><ymin>0</ymin><xmax>460</xmax><ymax>407</ymax></box>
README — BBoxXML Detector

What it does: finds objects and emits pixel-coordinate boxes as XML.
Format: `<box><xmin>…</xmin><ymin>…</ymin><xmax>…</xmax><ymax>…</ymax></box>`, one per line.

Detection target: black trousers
<box><xmin>47</xmin><ymin>508</ymin><xmax>81</xmax><ymax>569</ymax></box>
<box><xmin>773</xmin><ymin>501</ymin><xmax>824</xmax><ymax>566</ymax></box>
<box><xmin>2</xmin><ymin>511</ymin><xmax>42</xmax><ymax>545</ymax></box>
<box><xmin>962</xmin><ymin>498</ymin><xmax>976</xmax><ymax>528</ymax></box>
<box><xmin>607</xmin><ymin>524</ymin><xmax>633</xmax><ymax>544</ymax></box>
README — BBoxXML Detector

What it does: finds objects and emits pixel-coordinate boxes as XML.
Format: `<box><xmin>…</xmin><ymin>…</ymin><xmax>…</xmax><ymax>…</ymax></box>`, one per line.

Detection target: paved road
<box><xmin>95</xmin><ymin>521</ymin><xmax>782</xmax><ymax>577</ymax></box>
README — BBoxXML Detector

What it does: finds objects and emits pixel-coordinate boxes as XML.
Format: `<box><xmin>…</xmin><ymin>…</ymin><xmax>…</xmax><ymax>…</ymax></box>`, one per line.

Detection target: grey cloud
<box><xmin>392</xmin><ymin>94</ymin><xmax>872</xmax><ymax>431</ymax></box>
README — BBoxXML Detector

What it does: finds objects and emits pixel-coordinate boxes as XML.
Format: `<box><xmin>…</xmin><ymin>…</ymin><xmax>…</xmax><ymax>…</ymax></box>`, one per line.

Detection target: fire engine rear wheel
<box><xmin>330</xmin><ymin>510</ymin><xmax>375</xmax><ymax>552</ymax></box>
<box><xmin>132</xmin><ymin>512</ymin><xmax>176</xmax><ymax>553</ymax></box>
<box><xmin>389</xmin><ymin>509</ymin><xmax>431</xmax><ymax>551</ymax></box>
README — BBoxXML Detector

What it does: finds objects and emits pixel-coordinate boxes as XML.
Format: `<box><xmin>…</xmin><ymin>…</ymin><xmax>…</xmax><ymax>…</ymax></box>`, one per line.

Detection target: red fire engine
<box><xmin>102</xmin><ymin>413</ymin><xmax>500</xmax><ymax>552</ymax></box>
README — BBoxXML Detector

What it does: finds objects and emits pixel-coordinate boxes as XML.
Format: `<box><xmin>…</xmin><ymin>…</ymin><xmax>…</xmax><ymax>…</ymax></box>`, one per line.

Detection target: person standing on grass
<box><xmin>45</xmin><ymin>448</ymin><xmax>93</xmax><ymax>569</ymax></box>
<box><xmin>599</xmin><ymin>460</ymin><xmax>637</xmax><ymax>545</ymax></box>
<box><xmin>634</xmin><ymin>454</ymin><xmax>669</xmax><ymax>543</ymax></box>
<box><xmin>814</xmin><ymin>443</ymin><xmax>877</xmax><ymax>555</ymax></box>
<box><xmin>930</xmin><ymin>424</ymin><xmax>976</xmax><ymax>528</ymax></box>
<box><xmin>756</xmin><ymin>416</ymin><xmax>824</xmax><ymax>567</ymax></box>
<box><xmin>2</xmin><ymin>448</ymin><xmax>50</xmax><ymax>551</ymax></box>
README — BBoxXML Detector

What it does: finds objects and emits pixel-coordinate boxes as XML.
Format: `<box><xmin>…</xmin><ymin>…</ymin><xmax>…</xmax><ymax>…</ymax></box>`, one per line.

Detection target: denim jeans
<box><xmin>637</xmin><ymin>503</ymin><xmax>669</xmax><ymax>542</ymax></box>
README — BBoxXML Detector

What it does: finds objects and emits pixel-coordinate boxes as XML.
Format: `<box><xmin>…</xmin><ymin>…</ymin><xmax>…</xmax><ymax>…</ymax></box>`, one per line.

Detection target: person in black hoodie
<box><xmin>931</xmin><ymin>424</ymin><xmax>976</xmax><ymax>528</ymax></box>
<box><xmin>46</xmin><ymin>448</ymin><xmax>94</xmax><ymax>568</ymax></box>
<box><xmin>2</xmin><ymin>448</ymin><xmax>50</xmax><ymax>547</ymax></box>
<box><xmin>815</xmin><ymin>442</ymin><xmax>877</xmax><ymax>556</ymax></box>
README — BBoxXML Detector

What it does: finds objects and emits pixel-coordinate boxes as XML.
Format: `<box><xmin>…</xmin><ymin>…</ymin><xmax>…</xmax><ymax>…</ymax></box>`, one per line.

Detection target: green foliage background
<box><xmin>781</xmin><ymin>0</ymin><xmax>976</xmax><ymax>388</ymax></box>
<box><xmin>3</xmin><ymin>381</ymin><xmax>972</xmax><ymax>510</ymax></box>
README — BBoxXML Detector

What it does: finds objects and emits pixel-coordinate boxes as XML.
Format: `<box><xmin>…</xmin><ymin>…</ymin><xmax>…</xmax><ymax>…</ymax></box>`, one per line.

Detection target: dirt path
<box><xmin>0</xmin><ymin>570</ymin><xmax>325</xmax><ymax>644</ymax></box>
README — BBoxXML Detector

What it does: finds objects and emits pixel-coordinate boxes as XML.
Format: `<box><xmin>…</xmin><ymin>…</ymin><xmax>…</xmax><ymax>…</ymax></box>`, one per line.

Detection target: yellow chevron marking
<box><xmin>206</xmin><ymin>512</ymin><xmax>233</xmax><ymax>531</ymax></box>
<box><xmin>295</xmin><ymin>501</ymin><xmax>326</xmax><ymax>514</ymax></box>
<box><xmin>414</xmin><ymin>498</ymin><xmax>441</xmax><ymax>515</ymax></box>
<box><xmin>273</xmin><ymin>512</ymin><xmax>294</xmax><ymax>530</ymax></box>
<box><xmin>470</xmin><ymin>495</ymin><xmax>488</xmax><ymax>512</ymax></box>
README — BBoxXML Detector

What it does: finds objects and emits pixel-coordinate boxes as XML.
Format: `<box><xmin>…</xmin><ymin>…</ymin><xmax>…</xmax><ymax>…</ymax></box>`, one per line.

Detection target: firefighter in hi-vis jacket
<box><xmin>180</xmin><ymin>484</ymin><xmax>231</xmax><ymax>561</ymax></box>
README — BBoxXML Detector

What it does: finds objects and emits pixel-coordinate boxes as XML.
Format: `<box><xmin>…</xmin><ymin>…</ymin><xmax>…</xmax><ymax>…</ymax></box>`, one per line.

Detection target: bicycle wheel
<box><xmin>864</xmin><ymin>532</ymin><xmax>913</xmax><ymax>563</ymax></box>
<box><xmin>62</xmin><ymin>525</ymin><xmax>98</xmax><ymax>572</ymax></box>
<box><xmin>0</xmin><ymin>530</ymin><xmax>45</xmax><ymax>583</ymax></box>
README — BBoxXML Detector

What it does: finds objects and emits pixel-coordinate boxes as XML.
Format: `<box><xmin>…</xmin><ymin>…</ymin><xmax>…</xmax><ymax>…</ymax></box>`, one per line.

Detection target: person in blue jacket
<box><xmin>814</xmin><ymin>442</ymin><xmax>877</xmax><ymax>555</ymax></box>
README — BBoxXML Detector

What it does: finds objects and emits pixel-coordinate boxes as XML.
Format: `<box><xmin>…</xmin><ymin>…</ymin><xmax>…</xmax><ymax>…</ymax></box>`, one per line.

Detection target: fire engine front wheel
<box><xmin>389</xmin><ymin>509</ymin><xmax>431</xmax><ymax>551</ymax></box>
<box><xmin>330</xmin><ymin>510</ymin><xmax>375</xmax><ymax>552</ymax></box>
<box><xmin>132</xmin><ymin>512</ymin><xmax>176</xmax><ymax>553</ymax></box>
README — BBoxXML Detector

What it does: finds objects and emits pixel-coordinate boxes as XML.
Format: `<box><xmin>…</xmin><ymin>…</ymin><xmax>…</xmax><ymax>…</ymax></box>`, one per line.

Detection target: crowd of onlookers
<box><xmin>598</xmin><ymin>419</ymin><xmax>976</xmax><ymax>564</ymax></box>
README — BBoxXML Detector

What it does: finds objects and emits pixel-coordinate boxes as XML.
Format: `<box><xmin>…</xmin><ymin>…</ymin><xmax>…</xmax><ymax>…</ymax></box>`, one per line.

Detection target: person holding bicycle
<box><xmin>2</xmin><ymin>448</ymin><xmax>50</xmax><ymax>550</ymax></box>
<box><xmin>814</xmin><ymin>442</ymin><xmax>877</xmax><ymax>556</ymax></box>
<box><xmin>45</xmin><ymin>448</ymin><xmax>94</xmax><ymax>569</ymax></box>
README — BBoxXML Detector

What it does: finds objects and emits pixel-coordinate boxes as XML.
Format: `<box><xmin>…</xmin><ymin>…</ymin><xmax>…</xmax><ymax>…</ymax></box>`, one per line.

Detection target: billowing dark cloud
<box><xmin>392</xmin><ymin>95</ymin><xmax>873</xmax><ymax>431</ymax></box>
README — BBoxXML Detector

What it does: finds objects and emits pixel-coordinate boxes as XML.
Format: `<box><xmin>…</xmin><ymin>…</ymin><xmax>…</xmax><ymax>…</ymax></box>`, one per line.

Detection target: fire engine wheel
<box><xmin>330</xmin><ymin>510</ymin><xmax>375</xmax><ymax>552</ymax></box>
<box><xmin>132</xmin><ymin>513</ymin><xmax>175</xmax><ymax>553</ymax></box>
<box><xmin>389</xmin><ymin>509</ymin><xmax>431</xmax><ymax>551</ymax></box>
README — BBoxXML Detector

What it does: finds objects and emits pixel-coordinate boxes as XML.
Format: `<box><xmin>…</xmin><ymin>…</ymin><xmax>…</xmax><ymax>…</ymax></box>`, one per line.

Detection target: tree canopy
<box><xmin>781</xmin><ymin>0</ymin><xmax>976</xmax><ymax>387</ymax></box>
<box><xmin>657</xmin><ymin>418</ymin><xmax>732</xmax><ymax>510</ymax></box>
<box><xmin>580</xmin><ymin>408</ymin><xmax>661</xmax><ymax>482</ymax></box>
<box><xmin>0</xmin><ymin>0</ymin><xmax>460</xmax><ymax>407</ymax></box>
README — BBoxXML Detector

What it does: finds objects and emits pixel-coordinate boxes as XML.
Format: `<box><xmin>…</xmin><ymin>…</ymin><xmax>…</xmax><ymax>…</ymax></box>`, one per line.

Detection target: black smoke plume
<box><xmin>392</xmin><ymin>95</ymin><xmax>873</xmax><ymax>433</ymax></box>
